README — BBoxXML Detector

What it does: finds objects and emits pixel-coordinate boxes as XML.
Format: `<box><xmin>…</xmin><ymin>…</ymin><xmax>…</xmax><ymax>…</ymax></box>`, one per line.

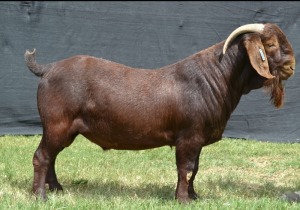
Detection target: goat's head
<box><xmin>223</xmin><ymin>23</ymin><xmax>296</xmax><ymax>108</ymax></box>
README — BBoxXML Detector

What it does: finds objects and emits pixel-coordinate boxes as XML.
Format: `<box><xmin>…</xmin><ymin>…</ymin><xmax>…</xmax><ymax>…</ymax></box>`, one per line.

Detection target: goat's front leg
<box><xmin>188</xmin><ymin>148</ymin><xmax>202</xmax><ymax>199</ymax></box>
<box><xmin>175</xmin><ymin>139</ymin><xmax>202</xmax><ymax>203</ymax></box>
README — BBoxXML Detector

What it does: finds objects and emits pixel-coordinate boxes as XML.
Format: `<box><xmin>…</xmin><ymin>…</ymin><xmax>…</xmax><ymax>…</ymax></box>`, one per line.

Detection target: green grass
<box><xmin>0</xmin><ymin>135</ymin><xmax>300</xmax><ymax>209</ymax></box>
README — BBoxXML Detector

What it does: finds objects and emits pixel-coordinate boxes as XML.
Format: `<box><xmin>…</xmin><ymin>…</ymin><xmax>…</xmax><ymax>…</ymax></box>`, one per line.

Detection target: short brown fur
<box><xmin>25</xmin><ymin>23</ymin><xmax>295</xmax><ymax>203</ymax></box>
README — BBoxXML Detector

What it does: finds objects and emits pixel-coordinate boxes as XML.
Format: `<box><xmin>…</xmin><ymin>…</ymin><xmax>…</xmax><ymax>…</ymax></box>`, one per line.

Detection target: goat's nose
<box><xmin>291</xmin><ymin>57</ymin><xmax>296</xmax><ymax>71</ymax></box>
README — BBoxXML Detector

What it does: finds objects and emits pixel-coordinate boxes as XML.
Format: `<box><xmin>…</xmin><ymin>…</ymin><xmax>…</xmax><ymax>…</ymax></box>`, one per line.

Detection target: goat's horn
<box><xmin>222</xmin><ymin>24</ymin><xmax>265</xmax><ymax>54</ymax></box>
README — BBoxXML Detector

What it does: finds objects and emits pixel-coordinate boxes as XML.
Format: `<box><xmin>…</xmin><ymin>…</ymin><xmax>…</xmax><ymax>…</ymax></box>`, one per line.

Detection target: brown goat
<box><xmin>25</xmin><ymin>23</ymin><xmax>295</xmax><ymax>203</ymax></box>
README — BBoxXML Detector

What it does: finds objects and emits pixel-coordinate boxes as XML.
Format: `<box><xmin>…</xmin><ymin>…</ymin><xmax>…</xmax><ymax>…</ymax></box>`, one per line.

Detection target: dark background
<box><xmin>1</xmin><ymin>1</ymin><xmax>299</xmax><ymax>142</ymax></box>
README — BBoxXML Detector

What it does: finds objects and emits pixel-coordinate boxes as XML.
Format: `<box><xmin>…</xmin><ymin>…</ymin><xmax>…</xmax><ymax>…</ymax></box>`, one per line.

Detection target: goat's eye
<box><xmin>267</xmin><ymin>43</ymin><xmax>275</xmax><ymax>48</ymax></box>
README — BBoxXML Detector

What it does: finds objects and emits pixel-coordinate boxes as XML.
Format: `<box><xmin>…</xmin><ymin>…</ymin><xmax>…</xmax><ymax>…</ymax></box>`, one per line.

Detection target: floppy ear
<box><xmin>244</xmin><ymin>35</ymin><xmax>275</xmax><ymax>79</ymax></box>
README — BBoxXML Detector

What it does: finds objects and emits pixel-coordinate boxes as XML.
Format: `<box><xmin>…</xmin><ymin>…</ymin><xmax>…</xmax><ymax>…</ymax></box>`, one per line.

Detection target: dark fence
<box><xmin>1</xmin><ymin>1</ymin><xmax>299</xmax><ymax>142</ymax></box>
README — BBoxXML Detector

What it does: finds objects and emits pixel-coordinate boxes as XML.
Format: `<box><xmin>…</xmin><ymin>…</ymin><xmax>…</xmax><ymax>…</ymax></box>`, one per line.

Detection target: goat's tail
<box><xmin>24</xmin><ymin>49</ymin><xmax>48</xmax><ymax>77</ymax></box>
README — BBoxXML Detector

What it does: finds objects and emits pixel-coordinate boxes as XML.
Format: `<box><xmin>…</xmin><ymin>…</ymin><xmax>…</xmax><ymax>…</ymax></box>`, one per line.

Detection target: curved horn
<box><xmin>222</xmin><ymin>24</ymin><xmax>265</xmax><ymax>54</ymax></box>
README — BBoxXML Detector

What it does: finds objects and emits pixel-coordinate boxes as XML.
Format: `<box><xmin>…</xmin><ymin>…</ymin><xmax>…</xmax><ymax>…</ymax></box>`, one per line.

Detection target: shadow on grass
<box><xmin>9</xmin><ymin>176</ymin><xmax>300</xmax><ymax>201</ymax></box>
<box><xmin>65</xmin><ymin>180</ymin><xmax>175</xmax><ymax>200</ymax></box>
<box><xmin>204</xmin><ymin>177</ymin><xmax>300</xmax><ymax>199</ymax></box>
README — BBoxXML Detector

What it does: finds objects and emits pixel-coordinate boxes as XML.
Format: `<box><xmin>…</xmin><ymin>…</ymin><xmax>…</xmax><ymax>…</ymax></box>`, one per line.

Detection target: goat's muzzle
<box><xmin>280</xmin><ymin>58</ymin><xmax>296</xmax><ymax>80</ymax></box>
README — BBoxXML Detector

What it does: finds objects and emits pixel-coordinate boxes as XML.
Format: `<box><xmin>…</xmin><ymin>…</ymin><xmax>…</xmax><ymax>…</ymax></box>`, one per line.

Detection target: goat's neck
<box><xmin>189</xmin><ymin>42</ymin><xmax>252</xmax><ymax>121</ymax></box>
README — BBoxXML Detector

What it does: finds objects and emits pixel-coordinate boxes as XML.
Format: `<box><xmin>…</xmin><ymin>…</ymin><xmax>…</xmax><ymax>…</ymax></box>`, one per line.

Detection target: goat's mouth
<box><xmin>280</xmin><ymin>60</ymin><xmax>296</xmax><ymax>80</ymax></box>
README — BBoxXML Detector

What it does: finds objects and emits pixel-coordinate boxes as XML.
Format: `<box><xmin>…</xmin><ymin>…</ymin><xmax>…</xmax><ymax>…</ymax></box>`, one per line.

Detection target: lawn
<box><xmin>0</xmin><ymin>135</ymin><xmax>300</xmax><ymax>209</ymax></box>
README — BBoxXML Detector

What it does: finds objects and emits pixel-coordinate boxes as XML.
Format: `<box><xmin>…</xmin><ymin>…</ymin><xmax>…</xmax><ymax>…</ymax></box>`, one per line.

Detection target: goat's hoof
<box><xmin>176</xmin><ymin>195</ymin><xmax>192</xmax><ymax>204</ymax></box>
<box><xmin>48</xmin><ymin>183</ymin><xmax>63</xmax><ymax>192</ymax></box>
<box><xmin>188</xmin><ymin>192</ymin><xmax>199</xmax><ymax>200</ymax></box>
<box><xmin>33</xmin><ymin>192</ymin><xmax>47</xmax><ymax>201</ymax></box>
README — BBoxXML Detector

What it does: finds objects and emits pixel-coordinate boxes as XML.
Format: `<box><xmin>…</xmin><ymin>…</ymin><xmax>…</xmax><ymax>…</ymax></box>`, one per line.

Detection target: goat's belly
<box><xmin>81</xmin><ymin>129</ymin><xmax>176</xmax><ymax>150</ymax></box>
<box><xmin>78</xmin><ymin>108</ymin><xmax>178</xmax><ymax>150</ymax></box>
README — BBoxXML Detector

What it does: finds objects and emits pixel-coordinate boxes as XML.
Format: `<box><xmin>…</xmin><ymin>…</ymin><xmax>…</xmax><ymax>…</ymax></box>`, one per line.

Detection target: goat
<box><xmin>25</xmin><ymin>23</ymin><xmax>295</xmax><ymax>203</ymax></box>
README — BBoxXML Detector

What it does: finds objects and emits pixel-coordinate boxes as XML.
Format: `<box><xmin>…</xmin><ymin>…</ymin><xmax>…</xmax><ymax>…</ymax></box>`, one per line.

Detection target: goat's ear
<box><xmin>244</xmin><ymin>35</ymin><xmax>275</xmax><ymax>79</ymax></box>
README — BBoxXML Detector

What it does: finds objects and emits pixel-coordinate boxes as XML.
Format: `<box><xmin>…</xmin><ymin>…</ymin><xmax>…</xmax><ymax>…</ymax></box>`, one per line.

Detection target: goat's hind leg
<box><xmin>46</xmin><ymin>149</ymin><xmax>64</xmax><ymax>192</ymax></box>
<box><xmin>32</xmin><ymin>129</ymin><xmax>76</xmax><ymax>200</ymax></box>
<box><xmin>32</xmin><ymin>135</ymin><xmax>52</xmax><ymax>200</ymax></box>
